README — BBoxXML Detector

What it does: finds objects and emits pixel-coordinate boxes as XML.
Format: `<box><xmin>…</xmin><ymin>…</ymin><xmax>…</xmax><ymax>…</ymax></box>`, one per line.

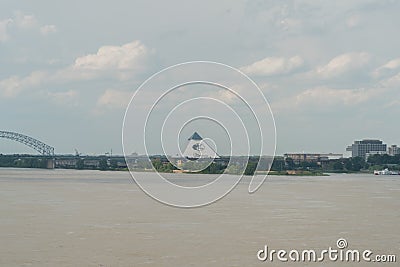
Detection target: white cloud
<box><xmin>346</xmin><ymin>14</ymin><xmax>361</xmax><ymax>28</ymax></box>
<box><xmin>315</xmin><ymin>52</ymin><xmax>370</xmax><ymax>78</ymax></box>
<box><xmin>278</xmin><ymin>18</ymin><xmax>302</xmax><ymax>31</ymax></box>
<box><xmin>0</xmin><ymin>11</ymin><xmax>57</xmax><ymax>41</ymax></box>
<box><xmin>14</xmin><ymin>12</ymin><xmax>38</xmax><ymax>29</ymax></box>
<box><xmin>0</xmin><ymin>76</ymin><xmax>21</xmax><ymax>97</ymax></box>
<box><xmin>382</xmin><ymin>71</ymin><xmax>400</xmax><ymax>87</ymax></box>
<box><xmin>0</xmin><ymin>71</ymin><xmax>47</xmax><ymax>97</ymax></box>
<box><xmin>240</xmin><ymin>56</ymin><xmax>304</xmax><ymax>76</ymax></box>
<box><xmin>0</xmin><ymin>40</ymin><xmax>150</xmax><ymax>98</ymax></box>
<box><xmin>381</xmin><ymin>58</ymin><xmax>400</xmax><ymax>70</ymax></box>
<box><xmin>208</xmin><ymin>89</ymin><xmax>240</xmax><ymax>104</ymax></box>
<box><xmin>73</xmin><ymin>41</ymin><xmax>148</xmax><ymax>71</ymax></box>
<box><xmin>297</xmin><ymin>87</ymin><xmax>374</xmax><ymax>105</ymax></box>
<box><xmin>47</xmin><ymin>90</ymin><xmax>79</xmax><ymax>106</ymax></box>
<box><xmin>373</xmin><ymin>58</ymin><xmax>400</xmax><ymax>78</ymax></box>
<box><xmin>0</xmin><ymin>19</ymin><xmax>13</xmax><ymax>42</ymax></box>
<box><xmin>60</xmin><ymin>40</ymin><xmax>150</xmax><ymax>81</ymax></box>
<box><xmin>385</xmin><ymin>99</ymin><xmax>400</xmax><ymax>109</ymax></box>
<box><xmin>40</xmin><ymin>24</ymin><xmax>57</xmax><ymax>35</ymax></box>
<box><xmin>272</xmin><ymin>86</ymin><xmax>379</xmax><ymax>113</ymax></box>
<box><xmin>96</xmin><ymin>89</ymin><xmax>132</xmax><ymax>109</ymax></box>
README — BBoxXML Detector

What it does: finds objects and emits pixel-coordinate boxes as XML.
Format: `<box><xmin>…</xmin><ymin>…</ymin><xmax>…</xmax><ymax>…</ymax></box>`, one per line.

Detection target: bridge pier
<box><xmin>46</xmin><ymin>158</ymin><xmax>55</xmax><ymax>169</ymax></box>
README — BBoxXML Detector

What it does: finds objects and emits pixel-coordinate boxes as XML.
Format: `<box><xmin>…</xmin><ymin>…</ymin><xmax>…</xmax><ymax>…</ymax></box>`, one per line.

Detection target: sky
<box><xmin>1</xmin><ymin>0</ymin><xmax>400</xmax><ymax>156</ymax></box>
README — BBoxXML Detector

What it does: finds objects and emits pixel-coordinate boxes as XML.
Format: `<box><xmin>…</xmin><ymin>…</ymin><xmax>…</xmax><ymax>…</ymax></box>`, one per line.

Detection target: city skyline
<box><xmin>1</xmin><ymin>129</ymin><xmax>399</xmax><ymax>159</ymax></box>
<box><xmin>1</xmin><ymin>1</ymin><xmax>400</xmax><ymax>155</ymax></box>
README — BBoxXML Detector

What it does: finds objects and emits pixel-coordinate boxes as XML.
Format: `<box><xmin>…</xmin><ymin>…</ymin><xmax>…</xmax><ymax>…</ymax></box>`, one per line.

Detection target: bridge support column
<box><xmin>46</xmin><ymin>158</ymin><xmax>55</xmax><ymax>169</ymax></box>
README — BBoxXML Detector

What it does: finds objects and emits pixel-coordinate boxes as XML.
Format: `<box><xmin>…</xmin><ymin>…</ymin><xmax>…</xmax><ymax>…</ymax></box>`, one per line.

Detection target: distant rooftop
<box><xmin>354</xmin><ymin>139</ymin><xmax>383</xmax><ymax>144</ymax></box>
<box><xmin>188</xmin><ymin>132</ymin><xmax>202</xmax><ymax>141</ymax></box>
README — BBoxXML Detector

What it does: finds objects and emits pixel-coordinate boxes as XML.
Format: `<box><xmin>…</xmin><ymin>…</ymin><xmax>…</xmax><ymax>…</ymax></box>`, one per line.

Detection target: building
<box><xmin>55</xmin><ymin>158</ymin><xmax>78</xmax><ymax>168</ymax></box>
<box><xmin>183</xmin><ymin>132</ymin><xmax>219</xmax><ymax>159</ymax></box>
<box><xmin>365</xmin><ymin>151</ymin><xmax>387</xmax><ymax>159</ymax></box>
<box><xmin>388</xmin><ymin>145</ymin><xmax>400</xmax><ymax>156</ymax></box>
<box><xmin>284</xmin><ymin>153</ymin><xmax>343</xmax><ymax>164</ymax></box>
<box><xmin>83</xmin><ymin>159</ymin><xmax>100</xmax><ymax>168</ymax></box>
<box><xmin>346</xmin><ymin>139</ymin><xmax>387</xmax><ymax>159</ymax></box>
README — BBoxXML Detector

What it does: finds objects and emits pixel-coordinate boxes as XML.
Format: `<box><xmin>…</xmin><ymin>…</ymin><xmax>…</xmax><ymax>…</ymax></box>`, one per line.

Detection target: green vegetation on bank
<box><xmin>268</xmin><ymin>170</ymin><xmax>327</xmax><ymax>176</ymax></box>
<box><xmin>273</xmin><ymin>154</ymin><xmax>400</xmax><ymax>174</ymax></box>
<box><xmin>2</xmin><ymin>153</ymin><xmax>399</xmax><ymax>176</ymax></box>
<box><xmin>0</xmin><ymin>155</ymin><xmax>51</xmax><ymax>169</ymax></box>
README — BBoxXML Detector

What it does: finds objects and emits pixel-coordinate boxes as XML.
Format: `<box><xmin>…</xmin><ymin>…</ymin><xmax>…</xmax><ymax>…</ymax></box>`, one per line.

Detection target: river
<box><xmin>0</xmin><ymin>168</ymin><xmax>398</xmax><ymax>266</ymax></box>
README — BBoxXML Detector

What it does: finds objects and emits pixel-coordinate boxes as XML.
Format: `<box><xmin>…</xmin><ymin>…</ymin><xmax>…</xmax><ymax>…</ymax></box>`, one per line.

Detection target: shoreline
<box><xmin>1</xmin><ymin>166</ymin><xmax>379</xmax><ymax>177</ymax></box>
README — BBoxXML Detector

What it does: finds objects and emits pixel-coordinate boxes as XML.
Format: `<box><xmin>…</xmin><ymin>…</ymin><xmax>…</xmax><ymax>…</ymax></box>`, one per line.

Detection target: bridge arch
<box><xmin>0</xmin><ymin>131</ymin><xmax>54</xmax><ymax>156</ymax></box>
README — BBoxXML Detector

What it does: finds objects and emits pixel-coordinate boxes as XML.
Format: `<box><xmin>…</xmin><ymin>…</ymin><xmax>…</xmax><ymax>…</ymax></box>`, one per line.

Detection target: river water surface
<box><xmin>0</xmin><ymin>168</ymin><xmax>399</xmax><ymax>266</ymax></box>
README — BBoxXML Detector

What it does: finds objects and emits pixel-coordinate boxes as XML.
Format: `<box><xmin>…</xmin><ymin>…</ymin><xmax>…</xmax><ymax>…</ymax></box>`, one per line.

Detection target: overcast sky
<box><xmin>1</xmin><ymin>0</ymin><xmax>400</xmax><ymax>156</ymax></box>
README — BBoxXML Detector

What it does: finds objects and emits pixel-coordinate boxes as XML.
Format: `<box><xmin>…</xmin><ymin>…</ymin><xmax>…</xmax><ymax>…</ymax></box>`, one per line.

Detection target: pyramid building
<box><xmin>183</xmin><ymin>132</ymin><xmax>220</xmax><ymax>159</ymax></box>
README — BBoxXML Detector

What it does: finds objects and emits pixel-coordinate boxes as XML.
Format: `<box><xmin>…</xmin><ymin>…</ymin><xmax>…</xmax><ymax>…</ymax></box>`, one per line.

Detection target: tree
<box><xmin>333</xmin><ymin>161</ymin><xmax>343</xmax><ymax>170</ymax></box>
<box><xmin>99</xmin><ymin>159</ymin><xmax>108</xmax><ymax>170</ymax></box>
<box><xmin>344</xmin><ymin>159</ymin><xmax>353</xmax><ymax>171</ymax></box>
<box><xmin>244</xmin><ymin>161</ymin><xmax>257</xmax><ymax>175</ymax></box>
<box><xmin>151</xmin><ymin>158</ymin><xmax>163</xmax><ymax>170</ymax></box>
<box><xmin>271</xmin><ymin>159</ymin><xmax>285</xmax><ymax>171</ymax></box>
<box><xmin>351</xmin><ymin>157</ymin><xmax>366</xmax><ymax>171</ymax></box>
<box><xmin>76</xmin><ymin>159</ymin><xmax>84</xmax><ymax>169</ymax></box>
<box><xmin>285</xmin><ymin>157</ymin><xmax>295</xmax><ymax>170</ymax></box>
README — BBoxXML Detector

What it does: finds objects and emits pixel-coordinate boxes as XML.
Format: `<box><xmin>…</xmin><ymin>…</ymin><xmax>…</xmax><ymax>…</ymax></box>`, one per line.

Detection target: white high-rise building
<box><xmin>346</xmin><ymin>139</ymin><xmax>387</xmax><ymax>159</ymax></box>
<box><xmin>388</xmin><ymin>145</ymin><xmax>400</xmax><ymax>156</ymax></box>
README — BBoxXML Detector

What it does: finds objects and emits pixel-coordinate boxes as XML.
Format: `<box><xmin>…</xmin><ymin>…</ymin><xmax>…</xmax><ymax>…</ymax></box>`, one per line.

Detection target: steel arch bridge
<box><xmin>0</xmin><ymin>131</ymin><xmax>54</xmax><ymax>156</ymax></box>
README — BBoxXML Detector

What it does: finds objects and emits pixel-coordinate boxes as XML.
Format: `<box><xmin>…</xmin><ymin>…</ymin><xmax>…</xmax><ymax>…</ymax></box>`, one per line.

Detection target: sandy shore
<box><xmin>0</xmin><ymin>168</ymin><xmax>399</xmax><ymax>266</ymax></box>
